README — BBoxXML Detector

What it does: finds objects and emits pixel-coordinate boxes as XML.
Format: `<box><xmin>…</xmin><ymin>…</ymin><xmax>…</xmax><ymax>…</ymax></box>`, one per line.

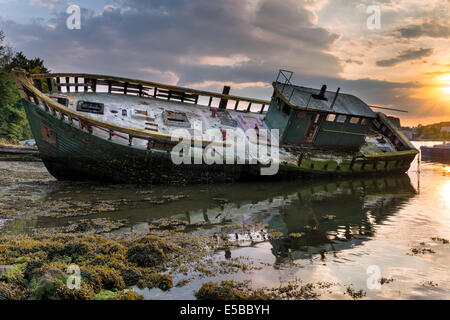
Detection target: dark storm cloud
<box><xmin>2</xmin><ymin>0</ymin><xmax>342</xmax><ymax>82</ymax></box>
<box><xmin>396</xmin><ymin>22</ymin><xmax>450</xmax><ymax>39</ymax></box>
<box><xmin>376</xmin><ymin>48</ymin><xmax>434</xmax><ymax>67</ymax></box>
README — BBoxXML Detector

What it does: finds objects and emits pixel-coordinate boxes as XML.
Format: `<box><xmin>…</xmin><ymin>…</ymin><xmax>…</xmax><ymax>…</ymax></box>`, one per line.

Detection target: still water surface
<box><xmin>1</xmin><ymin>141</ymin><xmax>449</xmax><ymax>299</ymax></box>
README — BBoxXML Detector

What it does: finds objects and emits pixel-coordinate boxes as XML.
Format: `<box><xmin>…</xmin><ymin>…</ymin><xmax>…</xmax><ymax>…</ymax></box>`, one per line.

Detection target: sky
<box><xmin>0</xmin><ymin>0</ymin><xmax>449</xmax><ymax>126</ymax></box>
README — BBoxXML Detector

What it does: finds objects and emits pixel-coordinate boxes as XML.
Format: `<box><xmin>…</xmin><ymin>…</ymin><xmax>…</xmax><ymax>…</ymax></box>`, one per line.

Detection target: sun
<box><xmin>439</xmin><ymin>74</ymin><xmax>450</xmax><ymax>95</ymax></box>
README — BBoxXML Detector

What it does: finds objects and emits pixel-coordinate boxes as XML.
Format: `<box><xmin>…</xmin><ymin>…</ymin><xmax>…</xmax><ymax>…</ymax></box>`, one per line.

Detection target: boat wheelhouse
<box><xmin>12</xmin><ymin>68</ymin><xmax>418</xmax><ymax>184</ymax></box>
<box><xmin>268</xmin><ymin>71</ymin><xmax>376</xmax><ymax>150</ymax></box>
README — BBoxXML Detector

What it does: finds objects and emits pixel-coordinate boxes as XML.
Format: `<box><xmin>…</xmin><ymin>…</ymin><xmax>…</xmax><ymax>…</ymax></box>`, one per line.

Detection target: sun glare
<box><xmin>439</xmin><ymin>74</ymin><xmax>450</xmax><ymax>82</ymax></box>
<box><xmin>437</xmin><ymin>74</ymin><xmax>450</xmax><ymax>96</ymax></box>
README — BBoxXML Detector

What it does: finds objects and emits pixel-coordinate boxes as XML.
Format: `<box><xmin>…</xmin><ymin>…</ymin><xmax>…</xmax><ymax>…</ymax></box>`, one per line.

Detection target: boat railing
<box><xmin>275</xmin><ymin>69</ymin><xmax>314</xmax><ymax>107</ymax></box>
<box><xmin>28</xmin><ymin>72</ymin><xmax>270</xmax><ymax>114</ymax></box>
<box><xmin>12</xmin><ymin>68</ymin><xmax>232</xmax><ymax>149</ymax></box>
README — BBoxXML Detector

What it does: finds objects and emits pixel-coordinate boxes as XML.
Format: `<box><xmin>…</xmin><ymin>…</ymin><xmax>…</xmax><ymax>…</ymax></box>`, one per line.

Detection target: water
<box><xmin>0</xmin><ymin>141</ymin><xmax>449</xmax><ymax>299</ymax></box>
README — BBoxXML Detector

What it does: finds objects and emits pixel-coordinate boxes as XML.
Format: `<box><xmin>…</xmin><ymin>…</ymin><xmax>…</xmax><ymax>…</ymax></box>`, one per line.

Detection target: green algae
<box><xmin>0</xmin><ymin>263</ymin><xmax>27</xmax><ymax>286</ymax></box>
<box><xmin>93</xmin><ymin>290</ymin><xmax>116</xmax><ymax>300</ymax></box>
<box><xmin>0</xmin><ymin>228</ymin><xmax>254</xmax><ymax>300</ymax></box>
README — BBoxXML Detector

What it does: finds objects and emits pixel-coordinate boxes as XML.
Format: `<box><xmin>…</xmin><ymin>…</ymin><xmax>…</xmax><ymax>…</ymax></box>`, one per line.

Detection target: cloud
<box><xmin>396</xmin><ymin>22</ymin><xmax>450</xmax><ymax>39</ymax></box>
<box><xmin>376</xmin><ymin>48</ymin><xmax>434</xmax><ymax>67</ymax></box>
<box><xmin>29</xmin><ymin>0</ymin><xmax>61</xmax><ymax>9</ymax></box>
<box><xmin>2</xmin><ymin>0</ymin><xmax>344</xmax><ymax>84</ymax></box>
<box><xmin>344</xmin><ymin>59</ymin><xmax>363</xmax><ymax>65</ymax></box>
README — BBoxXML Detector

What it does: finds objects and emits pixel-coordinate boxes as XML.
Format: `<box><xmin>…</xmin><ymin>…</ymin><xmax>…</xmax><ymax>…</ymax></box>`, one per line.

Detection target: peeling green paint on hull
<box><xmin>22</xmin><ymin>99</ymin><xmax>416</xmax><ymax>184</ymax></box>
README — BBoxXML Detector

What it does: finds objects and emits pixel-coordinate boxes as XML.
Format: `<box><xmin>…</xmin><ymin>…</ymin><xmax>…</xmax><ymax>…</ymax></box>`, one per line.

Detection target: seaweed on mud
<box><xmin>431</xmin><ymin>237</ymin><xmax>449</xmax><ymax>244</ymax></box>
<box><xmin>33</xmin><ymin>218</ymin><xmax>128</xmax><ymax>236</ymax></box>
<box><xmin>115</xmin><ymin>290</ymin><xmax>144</xmax><ymax>300</ymax></box>
<box><xmin>195</xmin><ymin>280</ymin><xmax>270</xmax><ymax>300</ymax></box>
<box><xmin>0</xmin><ymin>228</ymin><xmax>255</xmax><ymax>300</ymax></box>
<box><xmin>137</xmin><ymin>273</ymin><xmax>173</xmax><ymax>291</ymax></box>
<box><xmin>93</xmin><ymin>289</ymin><xmax>144</xmax><ymax>300</ymax></box>
<box><xmin>423</xmin><ymin>281</ymin><xmax>438</xmax><ymax>287</ymax></box>
<box><xmin>126</xmin><ymin>236</ymin><xmax>180</xmax><ymax>268</ymax></box>
<box><xmin>175</xmin><ymin>278</ymin><xmax>191</xmax><ymax>288</ymax></box>
<box><xmin>345</xmin><ymin>286</ymin><xmax>366</xmax><ymax>299</ymax></box>
<box><xmin>194</xmin><ymin>279</ymin><xmax>328</xmax><ymax>300</ymax></box>
<box><xmin>0</xmin><ymin>282</ymin><xmax>27</xmax><ymax>300</ymax></box>
<box><xmin>409</xmin><ymin>247</ymin><xmax>436</xmax><ymax>255</ymax></box>
<box><xmin>380</xmin><ymin>277</ymin><xmax>394</xmax><ymax>285</ymax></box>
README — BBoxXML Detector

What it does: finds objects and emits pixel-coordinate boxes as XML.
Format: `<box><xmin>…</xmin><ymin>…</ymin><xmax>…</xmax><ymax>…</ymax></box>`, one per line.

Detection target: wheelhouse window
<box><xmin>282</xmin><ymin>102</ymin><xmax>291</xmax><ymax>116</ymax></box>
<box><xmin>336</xmin><ymin>115</ymin><xmax>347</xmax><ymax>123</ymax></box>
<box><xmin>349</xmin><ymin>117</ymin><xmax>360</xmax><ymax>124</ymax></box>
<box><xmin>361</xmin><ymin>118</ymin><xmax>370</xmax><ymax>126</ymax></box>
<box><xmin>326</xmin><ymin>114</ymin><xmax>336</xmax><ymax>122</ymax></box>
<box><xmin>274</xmin><ymin>97</ymin><xmax>281</xmax><ymax>110</ymax></box>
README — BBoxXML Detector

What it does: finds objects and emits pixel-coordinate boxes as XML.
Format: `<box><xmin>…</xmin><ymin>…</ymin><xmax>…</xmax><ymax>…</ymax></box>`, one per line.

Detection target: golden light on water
<box><xmin>441</xmin><ymin>180</ymin><xmax>450</xmax><ymax>209</ymax></box>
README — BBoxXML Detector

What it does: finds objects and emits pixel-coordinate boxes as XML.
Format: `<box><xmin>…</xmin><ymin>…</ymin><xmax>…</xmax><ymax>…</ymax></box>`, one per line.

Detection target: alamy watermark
<box><xmin>366</xmin><ymin>265</ymin><xmax>382</xmax><ymax>290</ymax></box>
<box><xmin>366</xmin><ymin>5</ymin><xmax>381</xmax><ymax>30</ymax></box>
<box><xmin>170</xmin><ymin>120</ymin><xmax>280</xmax><ymax>176</ymax></box>
<box><xmin>66</xmin><ymin>5</ymin><xmax>81</xmax><ymax>30</ymax></box>
<box><xmin>66</xmin><ymin>264</ymin><xmax>81</xmax><ymax>290</ymax></box>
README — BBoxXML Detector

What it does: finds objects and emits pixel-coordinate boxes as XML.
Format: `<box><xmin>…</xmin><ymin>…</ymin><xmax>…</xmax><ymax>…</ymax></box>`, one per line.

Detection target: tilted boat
<box><xmin>13</xmin><ymin>68</ymin><xmax>418</xmax><ymax>184</ymax></box>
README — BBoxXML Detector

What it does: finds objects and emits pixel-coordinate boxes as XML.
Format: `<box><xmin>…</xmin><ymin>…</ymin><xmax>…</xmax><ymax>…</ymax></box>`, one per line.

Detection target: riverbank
<box><xmin>0</xmin><ymin>144</ymin><xmax>39</xmax><ymax>162</ymax></box>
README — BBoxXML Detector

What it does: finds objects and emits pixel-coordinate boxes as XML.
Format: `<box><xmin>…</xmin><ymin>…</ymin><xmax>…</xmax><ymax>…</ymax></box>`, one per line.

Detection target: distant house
<box><xmin>441</xmin><ymin>126</ymin><xmax>450</xmax><ymax>133</ymax></box>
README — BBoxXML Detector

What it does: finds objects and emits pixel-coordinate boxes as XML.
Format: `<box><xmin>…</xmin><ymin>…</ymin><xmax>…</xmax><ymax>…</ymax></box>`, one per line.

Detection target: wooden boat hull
<box><xmin>23</xmin><ymin>99</ymin><xmax>247</xmax><ymax>184</ymax></box>
<box><xmin>22</xmin><ymin>98</ymin><xmax>416</xmax><ymax>184</ymax></box>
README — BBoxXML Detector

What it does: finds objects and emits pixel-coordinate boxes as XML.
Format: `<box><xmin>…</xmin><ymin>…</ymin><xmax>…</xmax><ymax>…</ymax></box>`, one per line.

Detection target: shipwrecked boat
<box><xmin>13</xmin><ymin>68</ymin><xmax>418</xmax><ymax>184</ymax></box>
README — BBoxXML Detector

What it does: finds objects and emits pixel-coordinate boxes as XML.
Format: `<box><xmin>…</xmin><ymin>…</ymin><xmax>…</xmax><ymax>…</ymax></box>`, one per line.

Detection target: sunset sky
<box><xmin>1</xmin><ymin>0</ymin><xmax>449</xmax><ymax>126</ymax></box>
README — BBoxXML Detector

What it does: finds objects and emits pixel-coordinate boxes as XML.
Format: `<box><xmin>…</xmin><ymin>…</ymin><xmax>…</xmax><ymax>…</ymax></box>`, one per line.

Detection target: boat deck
<box><xmin>45</xmin><ymin>92</ymin><xmax>402</xmax><ymax>166</ymax></box>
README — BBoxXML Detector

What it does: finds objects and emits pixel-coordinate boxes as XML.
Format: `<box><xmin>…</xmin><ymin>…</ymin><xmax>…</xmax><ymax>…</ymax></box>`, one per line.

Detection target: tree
<box><xmin>0</xmin><ymin>69</ymin><xmax>32</xmax><ymax>142</ymax></box>
<box><xmin>4</xmin><ymin>51</ymin><xmax>50</xmax><ymax>74</ymax></box>
<box><xmin>0</xmin><ymin>30</ymin><xmax>14</xmax><ymax>70</ymax></box>
<box><xmin>0</xmin><ymin>29</ymin><xmax>48</xmax><ymax>142</ymax></box>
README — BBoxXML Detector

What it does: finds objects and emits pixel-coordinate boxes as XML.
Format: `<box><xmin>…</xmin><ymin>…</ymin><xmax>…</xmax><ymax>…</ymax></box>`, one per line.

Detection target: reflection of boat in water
<box><xmin>266</xmin><ymin>174</ymin><xmax>416</xmax><ymax>262</ymax></box>
<box><xmin>30</xmin><ymin>175</ymin><xmax>416</xmax><ymax>261</ymax></box>
<box><xmin>420</xmin><ymin>143</ymin><xmax>450</xmax><ymax>162</ymax></box>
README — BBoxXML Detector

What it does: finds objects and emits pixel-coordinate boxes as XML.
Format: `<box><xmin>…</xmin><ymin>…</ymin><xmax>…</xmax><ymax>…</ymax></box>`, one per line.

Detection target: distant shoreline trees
<box><xmin>0</xmin><ymin>29</ymin><xmax>50</xmax><ymax>143</ymax></box>
<box><xmin>415</xmin><ymin>122</ymin><xmax>450</xmax><ymax>141</ymax></box>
